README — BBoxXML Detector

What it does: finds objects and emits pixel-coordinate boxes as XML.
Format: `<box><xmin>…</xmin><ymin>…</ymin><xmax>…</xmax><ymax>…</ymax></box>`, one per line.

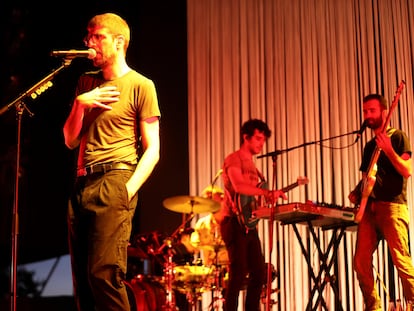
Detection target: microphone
<box><xmin>211</xmin><ymin>169</ymin><xmax>223</xmax><ymax>187</ymax></box>
<box><xmin>257</xmin><ymin>149</ymin><xmax>285</xmax><ymax>159</ymax></box>
<box><xmin>354</xmin><ymin>120</ymin><xmax>368</xmax><ymax>143</ymax></box>
<box><xmin>50</xmin><ymin>48</ymin><xmax>97</xmax><ymax>59</ymax></box>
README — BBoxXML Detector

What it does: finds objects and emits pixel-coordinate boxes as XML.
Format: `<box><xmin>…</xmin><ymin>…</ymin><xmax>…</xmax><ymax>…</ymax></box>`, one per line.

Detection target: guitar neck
<box><xmin>367</xmin><ymin>146</ymin><xmax>381</xmax><ymax>173</ymax></box>
<box><xmin>281</xmin><ymin>182</ymin><xmax>299</xmax><ymax>193</ymax></box>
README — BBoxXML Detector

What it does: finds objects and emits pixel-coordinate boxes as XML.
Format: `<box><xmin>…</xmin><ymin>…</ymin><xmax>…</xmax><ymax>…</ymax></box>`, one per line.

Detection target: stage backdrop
<box><xmin>187</xmin><ymin>0</ymin><xmax>414</xmax><ymax>310</ymax></box>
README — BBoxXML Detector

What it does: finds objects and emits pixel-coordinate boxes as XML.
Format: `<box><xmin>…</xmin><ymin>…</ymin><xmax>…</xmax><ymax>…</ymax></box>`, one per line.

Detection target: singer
<box><xmin>63</xmin><ymin>13</ymin><xmax>160</xmax><ymax>311</ymax></box>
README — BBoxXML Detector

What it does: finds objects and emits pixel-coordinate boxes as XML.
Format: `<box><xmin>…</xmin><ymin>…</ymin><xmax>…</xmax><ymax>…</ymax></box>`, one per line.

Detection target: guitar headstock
<box><xmin>297</xmin><ymin>176</ymin><xmax>309</xmax><ymax>185</ymax></box>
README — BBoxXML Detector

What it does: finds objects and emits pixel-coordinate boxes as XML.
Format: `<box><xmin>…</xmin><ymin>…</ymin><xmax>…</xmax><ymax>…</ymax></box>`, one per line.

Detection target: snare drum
<box><xmin>173</xmin><ymin>264</ymin><xmax>215</xmax><ymax>293</ymax></box>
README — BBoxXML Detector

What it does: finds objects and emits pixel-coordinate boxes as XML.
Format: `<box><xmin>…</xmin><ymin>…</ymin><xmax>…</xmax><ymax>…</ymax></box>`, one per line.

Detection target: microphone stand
<box><xmin>0</xmin><ymin>58</ymin><xmax>74</xmax><ymax>311</ymax></box>
<box><xmin>265</xmin><ymin>156</ymin><xmax>277</xmax><ymax>311</ymax></box>
<box><xmin>257</xmin><ymin>129</ymin><xmax>362</xmax><ymax>159</ymax></box>
<box><xmin>259</xmin><ymin>129</ymin><xmax>361</xmax><ymax>311</ymax></box>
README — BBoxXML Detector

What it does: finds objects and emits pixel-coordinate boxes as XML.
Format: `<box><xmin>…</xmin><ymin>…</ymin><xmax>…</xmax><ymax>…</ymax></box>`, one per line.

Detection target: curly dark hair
<box><xmin>240</xmin><ymin>119</ymin><xmax>271</xmax><ymax>145</ymax></box>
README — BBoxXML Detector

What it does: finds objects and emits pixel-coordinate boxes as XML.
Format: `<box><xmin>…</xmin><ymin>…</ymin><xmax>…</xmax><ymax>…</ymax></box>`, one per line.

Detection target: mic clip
<box><xmin>257</xmin><ymin>150</ymin><xmax>285</xmax><ymax>159</ymax></box>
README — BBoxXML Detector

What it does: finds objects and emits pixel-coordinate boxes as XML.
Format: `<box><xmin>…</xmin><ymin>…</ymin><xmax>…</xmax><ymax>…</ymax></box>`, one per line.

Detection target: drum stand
<box><xmin>161</xmin><ymin>241</ymin><xmax>178</xmax><ymax>311</ymax></box>
<box><xmin>184</xmin><ymin>290</ymin><xmax>202</xmax><ymax>311</ymax></box>
<box><xmin>208</xmin><ymin>245</ymin><xmax>225</xmax><ymax>311</ymax></box>
<box><xmin>158</xmin><ymin>213</ymin><xmax>196</xmax><ymax>311</ymax></box>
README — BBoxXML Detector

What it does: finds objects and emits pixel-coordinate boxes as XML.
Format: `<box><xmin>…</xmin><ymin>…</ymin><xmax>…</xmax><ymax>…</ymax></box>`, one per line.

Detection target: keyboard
<box><xmin>252</xmin><ymin>201</ymin><xmax>357</xmax><ymax>230</ymax></box>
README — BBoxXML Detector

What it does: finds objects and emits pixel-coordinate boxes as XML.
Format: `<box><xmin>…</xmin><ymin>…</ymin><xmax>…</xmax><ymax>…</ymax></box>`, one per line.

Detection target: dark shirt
<box><xmin>360</xmin><ymin>128</ymin><xmax>411</xmax><ymax>204</ymax></box>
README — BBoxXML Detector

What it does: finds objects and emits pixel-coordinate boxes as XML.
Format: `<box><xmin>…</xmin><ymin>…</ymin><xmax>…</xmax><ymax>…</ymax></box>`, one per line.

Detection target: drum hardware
<box><xmin>190</xmin><ymin>213</ymin><xmax>229</xmax><ymax>310</ymax></box>
<box><xmin>261</xmin><ymin>263</ymin><xmax>279</xmax><ymax>306</ymax></box>
<box><xmin>184</xmin><ymin>288</ymin><xmax>204</xmax><ymax>310</ymax></box>
<box><xmin>127</xmin><ymin>243</ymin><xmax>149</xmax><ymax>259</ymax></box>
<box><xmin>162</xmin><ymin>239</ymin><xmax>179</xmax><ymax>311</ymax></box>
<box><xmin>174</xmin><ymin>265</ymin><xmax>215</xmax><ymax>292</ymax></box>
<box><xmin>129</xmin><ymin>231</ymin><xmax>168</xmax><ymax>278</ymax></box>
<box><xmin>175</xmin><ymin>266</ymin><xmax>214</xmax><ymax>311</ymax></box>
<box><xmin>208</xmin><ymin>267</ymin><xmax>225</xmax><ymax>310</ymax></box>
<box><xmin>126</xmin><ymin>244</ymin><xmax>152</xmax><ymax>280</ymax></box>
<box><xmin>156</xmin><ymin>212</ymin><xmax>195</xmax><ymax>256</ymax></box>
<box><xmin>206</xmin><ymin>243</ymin><xmax>228</xmax><ymax>311</ymax></box>
<box><xmin>168</xmin><ymin>263</ymin><xmax>215</xmax><ymax>311</ymax></box>
<box><xmin>156</xmin><ymin>209</ymin><xmax>196</xmax><ymax>310</ymax></box>
<box><xmin>144</xmin><ymin>194</ymin><xmax>222</xmax><ymax>310</ymax></box>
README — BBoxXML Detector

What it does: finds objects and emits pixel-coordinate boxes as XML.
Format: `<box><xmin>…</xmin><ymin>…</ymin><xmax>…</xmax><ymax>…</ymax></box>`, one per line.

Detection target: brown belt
<box><xmin>77</xmin><ymin>162</ymin><xmax>136</xmax><ymax>177</ymax></box>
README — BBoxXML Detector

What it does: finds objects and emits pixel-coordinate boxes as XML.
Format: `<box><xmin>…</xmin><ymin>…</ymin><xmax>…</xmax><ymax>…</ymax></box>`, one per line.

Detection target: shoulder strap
<box><xmin>256</xmin><ymin>168</ymin><xmax>266</xmax><ymax>183</ymax></box>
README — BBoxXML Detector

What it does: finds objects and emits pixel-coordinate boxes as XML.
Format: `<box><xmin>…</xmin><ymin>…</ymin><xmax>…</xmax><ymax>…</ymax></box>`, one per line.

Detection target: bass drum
<box><xmin>125</xmin><ymin>276</ymin><xmax>166</xmax><ymax>311</ymax></box>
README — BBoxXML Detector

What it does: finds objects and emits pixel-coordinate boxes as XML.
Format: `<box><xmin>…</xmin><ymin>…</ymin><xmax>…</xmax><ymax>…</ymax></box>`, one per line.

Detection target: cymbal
<box><xmin>163</xmin><ymin>195</ymin><xmax>220</xmax><ymax>214</ymax></box>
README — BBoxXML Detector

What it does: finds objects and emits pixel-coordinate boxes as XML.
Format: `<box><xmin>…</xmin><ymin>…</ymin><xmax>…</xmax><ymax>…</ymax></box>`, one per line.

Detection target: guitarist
<box><xmin>348</xmin><ymin>94</ymin><xmax>414</xmax><ymax>310</ymax></box>
<box><xmin>220</xmin><ymin>119</ymin><xmax>287</xmax><ymax>311</ymax></box>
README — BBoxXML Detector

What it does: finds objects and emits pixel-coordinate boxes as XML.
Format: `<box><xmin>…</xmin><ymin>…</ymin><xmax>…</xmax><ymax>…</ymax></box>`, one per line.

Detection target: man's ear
<box><xmin>115</xmin><ymin>35</ymin><xmax>125</xmax><ymax>49</ymax></box>
<box><xmin>382</xmin><ymin>109</ymin><xmax>388</xmax><ymax>120</ymax></box>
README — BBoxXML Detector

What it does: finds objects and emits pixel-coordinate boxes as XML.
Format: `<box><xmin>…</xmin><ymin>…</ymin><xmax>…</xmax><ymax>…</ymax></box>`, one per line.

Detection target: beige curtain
<box><xmin>187</xmin><ymin>0</ymin><xmax>414</xmax><ymax>309</ymax></box>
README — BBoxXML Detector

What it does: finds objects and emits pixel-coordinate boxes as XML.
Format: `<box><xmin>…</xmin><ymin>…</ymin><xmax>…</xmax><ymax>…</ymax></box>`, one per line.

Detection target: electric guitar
<box><xmin>235</xmin><ymin>176</ymin><xmax>309</xmax><ymax>230</ymax></box>
<box><xmin>354</xmin><ymin>80</ymin><xmax>405</xmax><ymax>223</ymax></box>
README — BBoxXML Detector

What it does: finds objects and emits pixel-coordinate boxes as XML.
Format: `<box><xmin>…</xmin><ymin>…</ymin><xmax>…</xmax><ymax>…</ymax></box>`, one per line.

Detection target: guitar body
<box><xmin>354</xmin><ymin>167</ymin><xmax>377</xmax><ymax>223</ymax></box>
<box><xmin>234</xmin><ymin>177</ymin><xmax>309</xmax><ymax>230</ymax></box>
<box><xmin>235</xmin><ymin>182</ymin><xmax>267</xmax><ymax>230</ymax></box>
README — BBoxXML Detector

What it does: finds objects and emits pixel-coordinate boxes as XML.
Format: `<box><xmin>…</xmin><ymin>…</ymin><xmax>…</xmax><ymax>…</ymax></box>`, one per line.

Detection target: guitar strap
<box><xmin>256</xmin><ymin>169</ymin><xmax>266</xmax><ymax>184</ymax></box>
<box><xmin>232</xmin><ymin>168</ymin><xmax>267</xmax><ymax>230</ymax></box>
<box><xmin>386</xmin><ymin>127</ymin><xmax>396</xmax><ymax>137</ymax></box>
<box><xmin>227</xmin><ymin>189</ymin><xmax>240</xmax><ymax>216</ymax></box>
<box><xmin>227</xmin><ymin>154</ymin><xmax>266</xmax><ymax>228</ymax></box>
<box><xmin>359</xmin><ymin>128</ymin><xmax>397</xmax><ymax>201</ymax></box>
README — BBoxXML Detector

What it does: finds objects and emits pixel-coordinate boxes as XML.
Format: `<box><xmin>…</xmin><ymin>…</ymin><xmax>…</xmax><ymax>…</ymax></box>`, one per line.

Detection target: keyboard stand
<box><xmin>283</xmin><ymin>217</ymin><xmax>354</xmax><ymax>311</ymax></box>
<box><xmin>253</xmin><ymin>202</ymin><xmax>357</xmax><ymax>310</ymax></box>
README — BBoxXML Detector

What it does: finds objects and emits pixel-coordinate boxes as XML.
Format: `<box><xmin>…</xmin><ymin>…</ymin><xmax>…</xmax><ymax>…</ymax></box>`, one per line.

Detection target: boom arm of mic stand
<box><xmin>257</xmin><ymin>129</ymin><xmax>361</xmax><ymax>159</ymax></box>
<box><xmin>0</xmin><ymin>59</ymin><xmax>73</xmax><ymax>116</ymax></box>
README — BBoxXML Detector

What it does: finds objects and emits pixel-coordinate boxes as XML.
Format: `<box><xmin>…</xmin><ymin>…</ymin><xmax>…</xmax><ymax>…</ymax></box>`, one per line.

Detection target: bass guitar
<box><xmin>354</xmin><ymin>80</ymin><xmax>405</xmax><ymax>223</ymax></box>
<box><xmin>235</xmin><ymin>176</ymin><xmax>309</xmax><ymax>230</ymax></box>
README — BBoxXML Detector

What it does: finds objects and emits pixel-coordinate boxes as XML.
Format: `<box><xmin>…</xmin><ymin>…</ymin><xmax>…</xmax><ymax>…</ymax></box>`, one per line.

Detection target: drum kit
<box><xmin>125</xmin><ymin>193</ymin><xmax>227</xmax><ymax>311</ymax></box>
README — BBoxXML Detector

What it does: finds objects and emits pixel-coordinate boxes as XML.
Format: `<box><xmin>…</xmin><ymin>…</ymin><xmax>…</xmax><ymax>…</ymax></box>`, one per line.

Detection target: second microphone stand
<box><xmin>259</xmin><ymin>128</ymin><xmax>362</xmax><ymax>311</ymax></box>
